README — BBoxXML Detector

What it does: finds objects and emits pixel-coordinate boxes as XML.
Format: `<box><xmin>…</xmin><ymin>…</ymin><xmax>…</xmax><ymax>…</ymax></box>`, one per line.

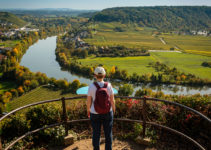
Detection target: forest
<box><xmin>91</xmin><ymin>6</ymin><xmax>211</xmax><ymax>31</ymax></box>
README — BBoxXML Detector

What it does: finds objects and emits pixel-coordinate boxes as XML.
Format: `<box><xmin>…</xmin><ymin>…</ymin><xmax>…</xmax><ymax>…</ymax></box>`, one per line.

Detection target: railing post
<box><xmin>61</xmin><ymin>97</ymin><xmax>68</xmax><ymax>136</ymax></box>
<box><xmin>142</xmin><ymin>96</ymin><xmax>147</xmax><ymax>138</ymax></box>
<box><xmin>0</xmin><ymin>137</ymin><xmax>2</xmax><ymax>150</ymax></box>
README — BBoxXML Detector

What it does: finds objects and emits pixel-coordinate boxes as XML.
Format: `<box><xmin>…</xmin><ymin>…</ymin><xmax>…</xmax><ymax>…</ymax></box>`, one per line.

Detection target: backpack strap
<box><xmin>94</xmin><ymin>82</ymin><xmax>108</xmax><ymax>89</ymax></box>
<box><xmin>103</xmin><ymin>82</ymin><xmax>108</xmax><ymax>88</ymax></box>
<box><xmin>94</xmin><ymin>82</ymin><xmax>101</xmax><ymax>89</ymax></box>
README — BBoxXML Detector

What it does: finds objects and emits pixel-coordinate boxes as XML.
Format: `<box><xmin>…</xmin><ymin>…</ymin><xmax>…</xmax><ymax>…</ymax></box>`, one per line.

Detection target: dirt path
<box><xmin>64</xmin><ymin>139</ymin><xmax>156</xmax><ymax>150</ymax></box>
<box><xmin>159</xmin><ymin>38</ymin><xmax>166</xmax><ymax>45</ymax></box>
<box><xmin>149</xmin><ymin>50</ymin><xmax>181</xmax><ymax>53</ymax></box>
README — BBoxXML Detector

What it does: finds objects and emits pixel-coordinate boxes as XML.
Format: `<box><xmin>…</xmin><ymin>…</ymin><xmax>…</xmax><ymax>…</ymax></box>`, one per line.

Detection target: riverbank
<box><xmin>16</xmin><ymin>36</ymin><xmax>211</xmax><ymax>96</ymax></box>
<box><xmin>56</xmin><ymin>34</ymin><xmax>211</xmax><ymax>87</ymax></box>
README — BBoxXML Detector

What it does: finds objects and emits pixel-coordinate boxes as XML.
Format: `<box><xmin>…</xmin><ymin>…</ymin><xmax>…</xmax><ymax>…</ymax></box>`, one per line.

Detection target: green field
<box><xmin>0</xmin><ymin>81</ymin><xmax>17</xmax><ymax>94</ymax></box>
<box><xmin>160</xmin><ymin>35</ymin><xmax>211</xmax><ymax>56</ymax></box>
<box><xmin>0</xmin><ymin>40</ymin><xmax>20</xmax><ymax>48</ymax></box>
<box><xmin>85</xmin><ymin>22</ymin><xmax>171</xmax><ymax>49</ymax></box>
<box><xmin>85</xmin><ymin>22</ymin><xmax>211</xmax><ymax>56</ymax></box>
<box><xmin>79</xmin><ymin>52</ymin><xmax>211</xmax><ymax>79</ymax></box>
<box><xmin>7</xmin><ymin>86</ymin><xmax>76</xmax><ymax>111</ymax></box>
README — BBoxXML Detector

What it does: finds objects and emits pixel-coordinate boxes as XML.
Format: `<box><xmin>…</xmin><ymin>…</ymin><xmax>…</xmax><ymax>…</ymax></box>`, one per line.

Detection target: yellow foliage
<box><xmin>11</xmin><ymin>56</ymin><xmax>16</xmax><ymax>64</ymax></box>
<box><xmin>176</xmin><ymin>76</ymin><xmax>181</xmax><ymax>81</ymax></box>
<box><xmin>181</xmin><ymin>75</ymin><xmax>186</xmax><ymax>80</ymax></box>
<box><xmin>24</xmin><ymin>80</ymin><xmax>31</xmax><ymax>86</ymax></box>
<box><xmin>13</xmin><ymin>48</ymin><xmax>19</xmax><ymax>55</ymax></box>
<box><xmin>4</xmin><ymin>92</ymin><xmax>12</xmax><ymax>98</ymax></box>
<box><xmin>2</xmin><ymin>92</ymin><xmax>12</xmax><ymax>103</ymax></box>
<box><xmin>34</xmin><ymin>31</ymin><xmax>39</xmax><ymax>36</ymax></box>
<box><xmin>17</xmin><ymin>86</ymin><xmax>24</xmax><ymax>94</ymax></box>
<box><xmin>110</xmin><ymin>66</ymin><xmax>116</xmax><ymax>74</ymax></box>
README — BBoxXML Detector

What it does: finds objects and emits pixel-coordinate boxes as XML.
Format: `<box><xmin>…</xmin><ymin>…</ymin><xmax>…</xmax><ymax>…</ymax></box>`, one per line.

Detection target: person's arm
<box><xmin>110</xmin><ymin>94</ymin><xmax>115</xmax><ymax>114</ymax></box>
<box><xmin>87</xmin><ymin>96</ymin><xmax>92</xmax><ymax>118</ymax></box>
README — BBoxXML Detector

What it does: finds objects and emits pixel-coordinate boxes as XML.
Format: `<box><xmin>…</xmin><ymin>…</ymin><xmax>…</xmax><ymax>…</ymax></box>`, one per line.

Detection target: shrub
<box><xmin>29</xmin><ymin>80</ymin><xmax>39</xmax><ymax>89</ymax></box>
<box><xmin>25</xmin><ymin>104</ymin><xmax>61</xmax><ymax>130</ymax></box>
<box><xmin>10</xmin><ymin>89</ymin><xmax>18</xmax><ymax>98</ymax></box>
<box><xmin>135</xmin><ymin>88</ymin><xmax>152</xmax><ymax>97</ymax></box>
<box><xmin>35</xmin><ymin>125</ymin><xmax>65</xmax><ymax>146</ymax></box>
<box><xmin>17</xmin><ymin>86</ymin><xmax>24</xmax><ymax>95</ymax></box>
<box><xmin>118</xmin><ymin>84</ymin><xmax>134</xmax><ymax>96</ymax></box>
<box><xmin>69</xmin><ymin>79</ymin><xmax>81</xmax><ymax>93</ymax></box>
<box><xmin>0</xmin><ymin>114</ymin><xmax>28</xmax><ymax>141</ymax></box>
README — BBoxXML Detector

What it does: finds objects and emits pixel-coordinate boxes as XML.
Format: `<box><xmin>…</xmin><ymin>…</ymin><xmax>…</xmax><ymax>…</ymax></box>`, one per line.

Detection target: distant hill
<box><xmin>0</xmin><ymin>12</ymin><xmax>27</xmax><ymax>27</ymax></box>
<box><xmin>0</xmin><ymin>9</ymin><xmax>98</xmax><ymax>17</ymax></box>
<box><xmin>91</xmin><ymin>6</ymin><xmax>211</xmax><ymax>31</ymax></box>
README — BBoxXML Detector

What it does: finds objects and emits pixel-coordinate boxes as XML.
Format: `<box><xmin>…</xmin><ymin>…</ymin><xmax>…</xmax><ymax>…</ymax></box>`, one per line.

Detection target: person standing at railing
<box><xmin>87</xmin><ymin>66</ymin><xmax>115</xmax><ymax>150</ymax></box>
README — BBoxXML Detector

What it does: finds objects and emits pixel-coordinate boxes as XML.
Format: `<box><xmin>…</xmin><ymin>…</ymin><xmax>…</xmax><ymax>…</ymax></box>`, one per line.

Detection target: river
<box><xmin>20</xmin><ymin>36</ymin><xmax>211</xmax><ymax>95</ymax></box>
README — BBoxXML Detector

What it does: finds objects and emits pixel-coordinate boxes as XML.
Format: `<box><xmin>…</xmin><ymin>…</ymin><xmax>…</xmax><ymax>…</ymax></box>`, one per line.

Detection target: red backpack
<box><xmin>94</xmin><ymin>82</ymin><xmax>111</xmax><ymax>114</ymax></box>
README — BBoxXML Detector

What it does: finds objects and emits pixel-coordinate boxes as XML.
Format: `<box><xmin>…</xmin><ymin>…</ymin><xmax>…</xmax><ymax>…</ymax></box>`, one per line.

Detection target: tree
<box><xmin>110</xmin><ymin>66</ymin><xmax>116</xmax><ymax>77</ymax></box>
<box><xmin>10</xmin><ymin>89</ymin><xmax>18</xmax><ymax>97</ymax></box>
<box><xmin>118</xmin><ymin>84</ymin><xmax>134</xmax><ymax>96</ymax></box>
<box><xmin>56</xmin><ymin>79</ymin><xmax>69</xmax><ymax>89</ymax></box>
<box><xmin>135</xmin><ymin>88</ymin><xmax>152</xmax><ymax>97</ymax></box>
<box><xmin>12</xmin><ymin>48</ymin><xmax>18</xmax><ymax>56</ymax></box>
<box><xmin>70</xmin><ymin>79</ymin><xmax>81</xmax><ymax>93</ymax></box>
<box><xmin>30</xmin><ymin>80</ymin><xmax>39</xmax><ymax>89</ymax></box>
<box><xmin>17</xmin><ymin>86</ymin><xmax>24</xmax><ymax>95</ymax></box>
<box><xmin>81</xmin><ymin>50</ymin><xmax>88</xmax><ymax>58</ymax></box>
<box><xmin>24</xmin><ymin>80</ymin><xmax>31</xmax><ymax>87</ymax></box>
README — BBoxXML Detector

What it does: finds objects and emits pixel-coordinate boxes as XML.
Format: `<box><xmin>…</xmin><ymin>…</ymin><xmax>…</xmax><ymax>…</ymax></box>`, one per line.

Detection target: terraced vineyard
<box><xmin>85</xmin><ymin>22</ymin><xmax>171</xmax><ymax>49</ymax></box>
<box><xmin>85</xmin><ymin>22</ymin><xmax>211</xmax><ymax>57</ymax></box>
<box><xmin>7</xmin><ymin>86</ymin><xmax>76</xmax><ymax>111</ymax></box>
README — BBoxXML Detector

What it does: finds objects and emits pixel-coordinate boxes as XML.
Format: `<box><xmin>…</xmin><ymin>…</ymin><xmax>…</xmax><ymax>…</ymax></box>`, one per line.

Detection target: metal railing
<box><xmin>0</xmin><ymin>96</ymin><xmax>210</xmax><ymax>150</ymax></box>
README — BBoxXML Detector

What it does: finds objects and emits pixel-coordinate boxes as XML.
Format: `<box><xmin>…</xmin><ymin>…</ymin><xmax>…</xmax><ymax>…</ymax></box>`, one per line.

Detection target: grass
<box><xmin>150</xmin><ymin>52</ymin><xmax>211</xmax><ymax>79</ymax></box>
<box><xmin>0</xmin><ymin>81</ymin><xmax>17</xmax><ymax>94</ymax></box>
<box><xmin>79</xmin><ymin>56</ymin><xmax>157</xmax><ymax>75</ymax></box>
<box><xmin>79</xmin><ymin>52</ymin><xmax>211</xmax><ymax>79</ymax></box>
<box><xmin>85</xmin><ymin>22</ymin><xmax>211</xmax><ymax>56</ymax></box>
<box><xmin>160</xmin><ymin>35</ymin><xmax>211</xmax><ymax>56</ymax></box>
<box><xmin>85</xmin><ymin>22</ymin><xmax>171</xmax><ymax>50</ymax></box>
<box><xmin>7</xmin><ymin>86</ymin><xmax>76</xmax><ymax>111</ymax></box>
<box><xmin>0</xmin><ymin>40</ymin><xmax>20</xmax><ymax>48</ymax></box>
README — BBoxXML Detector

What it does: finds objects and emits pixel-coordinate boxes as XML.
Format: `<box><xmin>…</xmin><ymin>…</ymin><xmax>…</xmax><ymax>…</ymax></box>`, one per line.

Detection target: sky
<box><xmin>0</xmin><ymin>0</ymin><xmax>211</xmax><ymax>10</ymax></box>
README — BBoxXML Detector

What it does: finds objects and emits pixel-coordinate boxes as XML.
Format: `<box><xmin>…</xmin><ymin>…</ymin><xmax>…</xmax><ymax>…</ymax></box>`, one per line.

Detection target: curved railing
<box><xmin>0</xmin><ymin>96</ymin><xmax>210</xmax><ymax>150</ymax></box>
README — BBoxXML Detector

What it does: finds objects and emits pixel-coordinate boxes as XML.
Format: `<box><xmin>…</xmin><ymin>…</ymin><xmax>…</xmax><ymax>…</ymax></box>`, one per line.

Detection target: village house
<box><xmin>197</xmin><ymin>30</ymin><xmax>208</xmax><ymax>36</ymax></box>
<box><xmin>191</xmin><ymin>30</ymin><xmax>197</xmax><ymax>35</ymax></box>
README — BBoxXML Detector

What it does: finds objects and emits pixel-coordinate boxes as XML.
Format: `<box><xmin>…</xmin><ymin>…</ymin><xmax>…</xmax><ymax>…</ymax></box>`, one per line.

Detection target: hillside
<box><xmin>0</xmin><ymin>12</ymin><xmax>27</xmax><ymax>27</ymax></box>
<box><xmin>91</xmin><ymin>6</ymin><xmax>211</xmax><ymax>31</ymax></box>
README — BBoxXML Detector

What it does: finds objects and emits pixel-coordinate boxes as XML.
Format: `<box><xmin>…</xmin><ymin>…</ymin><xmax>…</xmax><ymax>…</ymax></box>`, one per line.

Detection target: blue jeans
<box><xmin>90</xmin><ymin>111</ymin><xmax>113</xmax><ymax>150</ymax></box>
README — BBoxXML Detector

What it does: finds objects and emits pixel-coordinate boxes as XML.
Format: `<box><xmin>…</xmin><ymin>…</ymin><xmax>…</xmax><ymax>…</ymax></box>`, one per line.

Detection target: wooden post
<box><xmin>0</xmin><ymin>137</ymin><xmax>2</xmax><ymax>150</ymax></box>
<box><xmin>61</xmin><ymin>97</ymin><xmax>68</xmax><ymax>136</ymax></box>
<box><xmin>142</xmin><ymin>97</ymin><xmax>147</xmax><ymax>138</ymax></box>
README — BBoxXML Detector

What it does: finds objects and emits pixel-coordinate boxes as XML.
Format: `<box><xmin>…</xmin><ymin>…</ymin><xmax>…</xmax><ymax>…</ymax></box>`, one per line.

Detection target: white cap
<box><xmin>94</xmin><ymin>67</ymin><xmax>106</xmax><ymax>75</ymax></box>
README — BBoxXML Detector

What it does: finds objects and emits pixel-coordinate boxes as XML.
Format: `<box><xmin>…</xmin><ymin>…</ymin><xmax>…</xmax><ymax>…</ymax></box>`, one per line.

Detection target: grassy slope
<box><xmin>85</xmin><ymin>22</ymin><xmax>171</xmax><ymax>49</ymax></box>
<box><xmin>79</xmin><ymin>52</ymin><xmax>211</xmax><ymax>79</ymax></box>
<box><xmin>0</xmin><ymin>40</ymin><xmax>20</xmax><ymax>47</ymax></box>
<box><xmin>0</xmin><ymin>12</ymin><xmax>26</xmax><ymax>27</ymax></box>
<box><xmin>160</xmin><ymin>35</ymin><xmax>211</xmax><ymax>56</ymax></box>
<box><xmin>85</xmin><ymin>22</ymin><xmax>211</xmax><ymax>56</ymax></box>
<box><xmin>7</xmin><ymin>86</ymin><xmax>76</xmax><ymax>111</ymax></box>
